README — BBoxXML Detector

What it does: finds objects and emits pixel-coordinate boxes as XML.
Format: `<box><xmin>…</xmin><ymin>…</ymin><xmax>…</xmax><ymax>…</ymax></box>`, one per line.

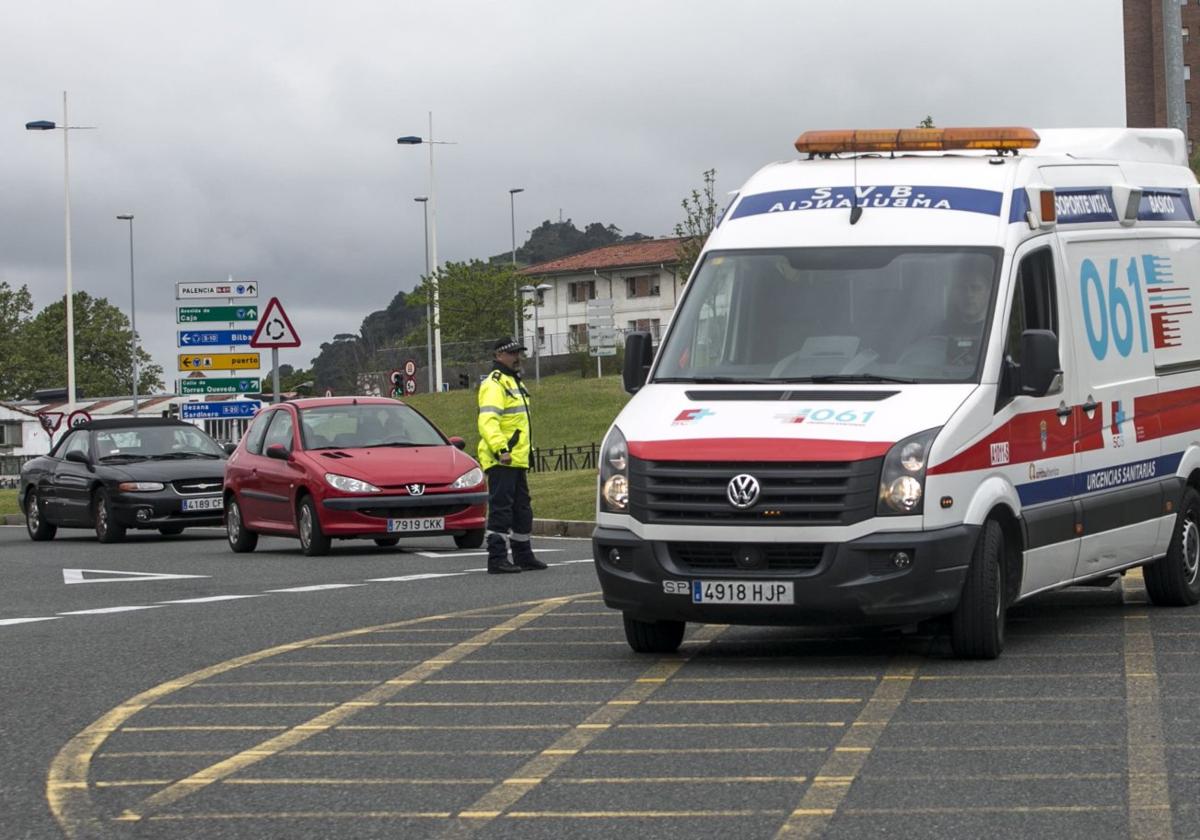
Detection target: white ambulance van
<box><xmin>595</xmin><ymin>127</ymin><xmax>1200</xmax><ymax>659</ymax></box>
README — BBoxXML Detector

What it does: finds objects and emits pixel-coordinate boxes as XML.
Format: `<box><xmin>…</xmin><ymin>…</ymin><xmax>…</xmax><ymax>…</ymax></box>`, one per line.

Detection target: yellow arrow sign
<box><xmin>177</xmin><ymin>353</ymin><xmax>261</xmax><ymax>371</ymax></box>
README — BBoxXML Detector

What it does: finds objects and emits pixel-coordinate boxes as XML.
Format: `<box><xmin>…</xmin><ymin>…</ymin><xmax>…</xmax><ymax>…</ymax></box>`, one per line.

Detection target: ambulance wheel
<box><xmin>1144</xmin><ymin>487</ymin><xmax>1200</xmax><ymax>607</ymax></box>
<box><xmin>950</xmin><ymin>519</ymin><xmax>1006</xmax><ymax>660</ymax></box>
<box><xmin>455</xmin><ymin>529</ymin><xmax>485</xmax><ymax>549</ymax></box>
<box><xmin>623</xmin><ymin>614</ymin><xmax>685</xmax><ymax>653</ymax></box>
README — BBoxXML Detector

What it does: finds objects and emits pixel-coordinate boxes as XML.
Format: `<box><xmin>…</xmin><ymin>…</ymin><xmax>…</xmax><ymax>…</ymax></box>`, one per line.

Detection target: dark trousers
<box><xmin>486</xmin><ymin>466</ymin><xmax>532</xmax><ymax>536</ymax></box>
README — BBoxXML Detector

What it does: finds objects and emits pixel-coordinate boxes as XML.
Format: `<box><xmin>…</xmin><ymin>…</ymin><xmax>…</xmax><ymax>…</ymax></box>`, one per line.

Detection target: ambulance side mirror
<box><xmin>1018</xmin><ymin>329</ymin><xmax>1061</xmax><ymax>398</ymax></box>
<box><xmin>623</xmin><ymin>332</ymin><xmax>654</xmax><ymax>394</ymax></box>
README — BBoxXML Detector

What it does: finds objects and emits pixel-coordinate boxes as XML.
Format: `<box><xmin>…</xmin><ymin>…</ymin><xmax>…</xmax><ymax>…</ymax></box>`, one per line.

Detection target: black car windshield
<box><xmin>94</xmin><ymin>425</ymin><xmax>225</xmax><ymax>460</ymax></box>
<box><xmin>299</xmin><ymin>403</ymin><xmax>445</xmax><ymax>450</ymax></box>
<box><xmin>653</xmin><ymin>247</ymin><xmax>1001</xmax><ymax>384</ymax></box>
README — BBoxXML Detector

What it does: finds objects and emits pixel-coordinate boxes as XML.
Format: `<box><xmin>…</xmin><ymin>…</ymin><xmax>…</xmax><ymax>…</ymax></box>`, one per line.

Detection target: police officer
<box><xmin>477</xmin><ymin>337</ymin><xmax>547</xmax><ymax>574</ymax></box>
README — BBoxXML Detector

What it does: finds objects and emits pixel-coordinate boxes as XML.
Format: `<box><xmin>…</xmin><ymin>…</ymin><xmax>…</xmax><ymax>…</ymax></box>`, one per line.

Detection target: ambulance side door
<box><xmin>1060</xmin><ymin>234</ymin><xmax>1163</xmax><ymax>578</ymax></box>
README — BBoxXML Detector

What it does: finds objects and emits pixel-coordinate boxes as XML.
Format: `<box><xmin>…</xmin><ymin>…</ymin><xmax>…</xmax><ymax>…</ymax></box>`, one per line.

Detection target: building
<box><xmin>1125</xmin><ymin>0</ymin><xmax>1198</xmax><ymax>154</ymax></box>
<box><xmin>0</xmin><ymin>401</ymin><xmax>52</xmax><ymax>481</ymax></box>
<box><xmin>519</xmin><ymin>237</ymin><xmax>686</xmax><ymax>357</ymax></box>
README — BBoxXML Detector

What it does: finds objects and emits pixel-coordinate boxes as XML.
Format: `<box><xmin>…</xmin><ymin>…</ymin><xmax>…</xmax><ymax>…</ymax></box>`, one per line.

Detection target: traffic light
<box><xmin>458</xmin><ymin>373</ymin><xmax>469</xmax><ymax>389</ymax></box>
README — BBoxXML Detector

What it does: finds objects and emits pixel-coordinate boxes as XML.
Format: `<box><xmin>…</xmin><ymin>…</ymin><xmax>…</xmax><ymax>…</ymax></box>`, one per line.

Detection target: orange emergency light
<box><xmin>794</xmin><ymin>126</ymin><xmax>1040</xmax><ymax>155</ymax></box>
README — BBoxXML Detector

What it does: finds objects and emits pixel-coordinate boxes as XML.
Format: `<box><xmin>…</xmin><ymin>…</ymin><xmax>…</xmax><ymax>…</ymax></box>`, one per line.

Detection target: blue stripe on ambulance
<box><xmin>1008</xmin><ymin>187</ymin><xmax>1196</xmax><ymax>224</ymax></box>
<box><xmin>1016</xmin><ymin>452</ymin><xmax>1184</xmax><ymax>506</ymax></box>
<box><xmin>729</xmin><ymin>186</ymin><xmax>1004</xmax><ymax>220</ymax></box>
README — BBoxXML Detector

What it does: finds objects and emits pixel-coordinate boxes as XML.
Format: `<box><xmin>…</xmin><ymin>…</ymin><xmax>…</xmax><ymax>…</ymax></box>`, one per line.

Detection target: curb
<box><xmin>531</xmin><ymin>519</ymin><xmax>594</xmax><ymax>538</ymax></box>
<box><xmin>3</xmin><ymin>514</ymin><xmax>24</xmax><ymax>526</ymax></box>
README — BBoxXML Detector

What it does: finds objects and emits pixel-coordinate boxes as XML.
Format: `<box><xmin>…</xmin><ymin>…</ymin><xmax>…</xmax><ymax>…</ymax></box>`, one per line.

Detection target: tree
<box><xmin>409</xmin><ymin>260</ymin><xmax>521</xmax><ymax>361</ymax></box>
<box><xmin>0</xmin><ymin>281</ymin><xmax>34</xmax><ymax>399</ymax></box>
<box><xmin>261</xmin><ymin>365</ymin><xmax>315</xmax><ymax>395</ymax></box>
<box><xmin>919</xmin><ymin>115</ymin><xmax>936</xmax><ymax>128</ymax></box>
<box><xmin>15</xmin><ymin>292</ymin><xmax>163</xmax><ymax>399</ymax></box>
<box><xmin>674</xmin><ymin>168</ymin><xmax>719</xmax><ymax>283</ymax></box>
<box><xmin>311</xmin><ymin>334</ymin><xmax>367</xmax><ymax>395</ymax></box>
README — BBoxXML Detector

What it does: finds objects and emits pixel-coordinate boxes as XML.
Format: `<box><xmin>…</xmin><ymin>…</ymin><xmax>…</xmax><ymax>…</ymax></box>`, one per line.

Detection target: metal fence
<box><xmin>528</xmin><ymin>443</ymin><xmax>601</xmax><ymax>473</ymax></box>
<box><xmin>1</xmin><ymin>455</ymin><xmax>36</xmax><ymax>486</ymax></box>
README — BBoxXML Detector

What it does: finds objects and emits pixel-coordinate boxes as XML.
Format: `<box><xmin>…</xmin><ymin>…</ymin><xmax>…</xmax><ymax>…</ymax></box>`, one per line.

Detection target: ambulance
<box><xmin>594</xmin><ymin>126</ymin><xmax>1200</xmax><ymax>659</ymax></box>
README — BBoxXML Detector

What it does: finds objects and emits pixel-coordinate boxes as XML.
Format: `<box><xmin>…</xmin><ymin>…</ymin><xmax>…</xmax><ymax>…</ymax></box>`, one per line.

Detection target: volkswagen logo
<box><xmin>406</xmin><ymin>483</ymin><xmax>426</xmax><ymax>496</ymax></box>
<box><xmin>726</xmin><ymin>474</ymin><xmax>761</xmax><ymax>509</ymax></box>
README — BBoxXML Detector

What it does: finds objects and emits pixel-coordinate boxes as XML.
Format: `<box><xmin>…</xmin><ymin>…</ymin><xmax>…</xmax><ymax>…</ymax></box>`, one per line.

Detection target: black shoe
<box><xmin>488</xmin><ymin>560</ymin><xmax>522</xmax><ymax>574</ymax></box>
<box><xmin>512</xmin><ymin>542</ymin><xmax>547</xmax><ymax>570</ymax></box>
<box><xmin>515</xmin><ymin>555</ymin><xmax>548</xmax><ymax>571</ymax></box>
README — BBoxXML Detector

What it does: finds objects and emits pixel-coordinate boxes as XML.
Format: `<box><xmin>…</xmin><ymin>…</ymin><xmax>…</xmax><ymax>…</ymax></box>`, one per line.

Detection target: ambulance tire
<box><xmin>950</xmin><ymin>519</ymin><xmax>1006</xmax><ymax>660</ymax></box>
<box><xmin>1144</xmin><ymin>487</ymin><xmax>1200</xmax><ymax>607</ymax></box>
<box><xmin>623</xmin><ymin>614</ymin><xmax>685</xmax><ymax>654</ymax></box>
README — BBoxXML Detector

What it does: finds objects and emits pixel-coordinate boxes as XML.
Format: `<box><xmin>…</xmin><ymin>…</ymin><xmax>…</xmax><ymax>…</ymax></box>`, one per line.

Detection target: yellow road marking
<box><xmin>222</xmin><ymin>777</ymin><xmax>495</xmax><ymax>786</ymax></box>
<box><xmin>436</xmin><ymin>624</ymin><xmax>726</xmax><ymax>839</ymax></box>
<box><xmin>144</xmin><ymin>811</ymin><xmax>455</xmax><ymax>820</ymax></box>
<box><xmin>774</xmin><ymin>657</ymin><xmax>920</xmax><ymax>840</ymax></box>
<box><xmin>1122</xmin><ymin>574</ymin><xmax>1174</xmax><ymax>840</ymax></box>
<box><xmin>619</xmin><ymin>722</ymin><xmax>845</xmax><ymax>729</ymax></box>
<box><xmin>187</xmin><ymin>680</ymin><xmax>378</xmax><ymax>686</ymax></box>
<box><xmin>548</xmin><ymin>776</ymin><xmax>810</xmax><ymax>784</ymax></box>
<box><xmin>504</xmin><ymin>810</ymin><xmax>786</xmax><ymax>818</ymax></box>
<box><xmin>47</xmin><ymin>594</ymin><xmax>589</xmax><ymax>838</ymax></box>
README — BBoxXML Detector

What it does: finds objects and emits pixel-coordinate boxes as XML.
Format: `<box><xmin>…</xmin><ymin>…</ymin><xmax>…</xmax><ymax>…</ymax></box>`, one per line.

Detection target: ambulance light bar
<box><xmin>795</xmin><ymin>127</ymin><xmax>1041</xmax><ymax>155</ymax></box>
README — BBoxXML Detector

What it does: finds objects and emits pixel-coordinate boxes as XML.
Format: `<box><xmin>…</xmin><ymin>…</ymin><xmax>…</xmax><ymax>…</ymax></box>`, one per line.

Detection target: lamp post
<box><xmin>509</xmin><ymin>188</ymin><xmax>524</xmax><ymax>341</ymax></box>
<box><xmin>397</xmin><ymin>113</ymin><xmax>455</xmax><ymax>392</ymax></box>
<box><xmin>414</xmin><ymin>196</ymin><xmax>433</xmax><ymax>393</ymax></box>
<box><xmin>519</xmin><ymin>283</ymin><xmax>553</xmax><ymax>383</ymax></box>
<box><xmin>25</xmin><ymin>92</ymin><xmax>96</xmax><ymax>413</ymax></box>
<box><xmin>116</xmin><ymin>215</ymin><xmax>138</xmax><ymax>416</ymax></box>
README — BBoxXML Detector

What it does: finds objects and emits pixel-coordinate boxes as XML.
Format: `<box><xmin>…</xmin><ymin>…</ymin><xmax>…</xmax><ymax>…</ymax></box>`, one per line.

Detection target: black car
<box><xmin>19</xmin><ymin>418</ymin><xmax>231</xmax><ymax>542</ymax></box>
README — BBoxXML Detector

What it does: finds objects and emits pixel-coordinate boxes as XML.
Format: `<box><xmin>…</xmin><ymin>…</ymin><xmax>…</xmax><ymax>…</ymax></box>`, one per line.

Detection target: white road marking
<box><xmin>415</xmin><ymin>549</ymin><xmax>565</xmax><ymax>559</ymax></box>
<box><xmin>158</xmin><ymin>595</ymin><xmax>265</xmax><ymax>604</ymax></box>
<box><xmin>63</xmin><ymin>569</ymin><xmax>210</xmax><ymax>585</ymax></box>
<box><xmin>366</xmin><ymin>573</ymin><xmax>468</xmax><ymax>583</ymax></box>
<box><xmin>266</xmin><ymin>584</ymin><xmax>366</xmax><ymax>593</ymax></box>
<box><xmin>0</xmin><ymin>616</ymin><xmax>61</xmax><ymax>626</ymax></box>
<box><xmin>58</xmin><ymin>605</ymin><xmax>165</xmax><ymax>615</ymax></box>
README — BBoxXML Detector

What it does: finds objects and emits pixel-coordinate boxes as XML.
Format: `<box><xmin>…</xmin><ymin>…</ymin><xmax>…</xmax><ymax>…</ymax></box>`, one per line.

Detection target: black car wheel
<box><xmin>25</xmin><ymin>490</ymin><xmax>56</xmax><ymax>542</ymax></box>
<box><xmin>93</xmin><ymin>490</ymin><xmax>127</xmax><ymax>543</ymax></box>
<box><xmin>454</xmin><ymin>529</ymin><xmax>485</xmax><ymax>549</ymax></box>
<box><xmin>373</xmin><ymin>537</ymin><xmax>401</xmax><ymax>548</ymax></box>
<box><xmin>225</xmin><ymin>496</ymin><xmax>258</xmax><ymax>553</ymax></box>
<box><xmin>298</xmin><ymin>496</ymin><xmax>331</xmax><ymax>557</ymax></box>
<box><xmin>158</xmin><ymin>526</ymin><xmax>185</xmax><ymax>536</ymax></box>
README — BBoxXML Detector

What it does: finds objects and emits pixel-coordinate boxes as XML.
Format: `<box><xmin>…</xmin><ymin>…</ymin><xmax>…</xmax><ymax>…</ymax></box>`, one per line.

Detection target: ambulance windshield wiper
<box><xmin>802</xmin><ymin>374</ymin><xmax>918</xmax><ymax>384</ymax></box>
<box><xmin>654</xmin><ymin>376</ymin><xmax>782</xmax><ymax>384</ymax></box>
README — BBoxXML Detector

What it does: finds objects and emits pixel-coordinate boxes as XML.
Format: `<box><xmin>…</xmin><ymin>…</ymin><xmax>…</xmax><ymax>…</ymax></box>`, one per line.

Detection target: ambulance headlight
<box><xmin>878</xmin><ymin>428</ymin><xmax>940</xmax><ymax>516</ymax></box>
<box><xmin>600</xmin><ymin>426</ymin><xmax>630</xmax><ymax>513</ymax></box>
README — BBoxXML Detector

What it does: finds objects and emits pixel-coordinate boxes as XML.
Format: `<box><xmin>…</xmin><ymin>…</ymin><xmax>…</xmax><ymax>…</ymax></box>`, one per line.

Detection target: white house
<box><xmin>0</xmin><ymin>401</ymin><xmax>52</xmax><ymax>482</ymax></box>
<box><xmin>519</xmin><ymin>237</ymin><xmax>685</xmax><ymax>356</ymax></box>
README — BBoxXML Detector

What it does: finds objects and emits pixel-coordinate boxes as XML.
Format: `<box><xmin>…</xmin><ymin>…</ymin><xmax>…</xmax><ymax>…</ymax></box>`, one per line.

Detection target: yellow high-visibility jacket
<box><xmin>477</xmin><ymin>366</ymin><xmax>531</xmax><ymax>470</ymax></box>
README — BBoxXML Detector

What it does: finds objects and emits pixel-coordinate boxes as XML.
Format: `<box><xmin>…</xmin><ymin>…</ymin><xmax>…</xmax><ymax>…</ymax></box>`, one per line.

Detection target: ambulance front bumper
<box><xmin>591</xmin><ymin>524</ymin><xmax>978</xmax><ymax>626</ymax></box>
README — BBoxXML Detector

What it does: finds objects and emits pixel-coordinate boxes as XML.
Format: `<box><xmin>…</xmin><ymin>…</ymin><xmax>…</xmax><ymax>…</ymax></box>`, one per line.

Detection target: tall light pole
<box><xmin>414</xmin><ymin>196</ymin><xmax>434</xmax><ymax>393</ymax></box>
<box><xmin>519</xmin><ymin>283</ymin><xmax>553</xmax><ymax>383</ymax></box>
<box><xmin>25</xmin><ymin>92</ymin><xmax>96</xmax><ymax>413</ymax></box>
<box><xmin>509</xmin><ymin>188</ymin><xmax>524</xmax><ymax>341</ymax></box>
<box><xmin>397</xmin><ymin>114</ymin><xmax>455</xmax><ymax>392</ymax></box>
<box><xmin>116</xmin><ymin>215</ymin><xmax>138</xmax><ymax>416</ymax></box>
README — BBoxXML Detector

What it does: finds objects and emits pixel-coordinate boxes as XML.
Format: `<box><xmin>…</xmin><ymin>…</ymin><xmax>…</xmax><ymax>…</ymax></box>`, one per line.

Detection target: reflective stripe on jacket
<box><xmin>477</xmin><ymin>366</ymin><xmax>531</xmax><ymax>470</ymax></box>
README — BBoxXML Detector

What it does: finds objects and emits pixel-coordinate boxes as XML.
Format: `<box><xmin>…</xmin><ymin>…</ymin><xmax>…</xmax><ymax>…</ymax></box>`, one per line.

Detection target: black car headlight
<box><xmin>877</xmin><ymin>428</ymin><xmax>940</xmax><ymax>516</ymax></box>
<box><xmin>599</xmin><ymin>426</ymin><xmax>629</xmax><ymax>513</ymax></box>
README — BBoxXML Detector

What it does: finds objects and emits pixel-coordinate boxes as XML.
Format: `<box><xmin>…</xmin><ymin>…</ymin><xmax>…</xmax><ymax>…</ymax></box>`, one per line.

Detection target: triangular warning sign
<box><xmin>62</xmin><ymin>568</ymin><xmax>211</xmax><ymax>585</ymax></box>
<box><xmin>250</xmin><ymin>297</ymin><xmax>301</xmax><ymax>348</ymax></box>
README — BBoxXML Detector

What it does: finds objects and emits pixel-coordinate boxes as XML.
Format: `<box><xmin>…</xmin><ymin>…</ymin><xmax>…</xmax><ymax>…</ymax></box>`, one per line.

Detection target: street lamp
<box><xmin>414</xmin><ymin>196</ymin><xmax>434</xmax><ymax>393</ymax></box>
<box><xmin>397</xmin><ymin>114</ymin><xmax>456</xmax><ymax>392</ymax></box>
<box><xmin>116</xmin><ymin>215</ymin><xmax>138</xmax><ymax>416</ymax></box>
<box><xmin>509</xmin><ymin>188</ymin><xmax>524</xmax><ymax>341</ymax></box>
<box><xmin>519</xmin><ymin>283</ymin><xmax>553</xmax><ymax>383</ymax></box>
<box><xmin>25</xmin><ymin>92</ymin><xmax>97</xmax><ymax>413</ymax></box>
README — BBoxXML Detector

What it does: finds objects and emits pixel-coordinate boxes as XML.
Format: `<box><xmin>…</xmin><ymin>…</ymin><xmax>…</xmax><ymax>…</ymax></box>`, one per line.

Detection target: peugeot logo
<box><xmin>726</xmin><ymin>474</ymin><xmax>761</xmax><ymax>509</ymax></box>
<box><xmin>406</xmin><ymin>483</ymin><xmax>426</xmax><ymax>496</ymax></box>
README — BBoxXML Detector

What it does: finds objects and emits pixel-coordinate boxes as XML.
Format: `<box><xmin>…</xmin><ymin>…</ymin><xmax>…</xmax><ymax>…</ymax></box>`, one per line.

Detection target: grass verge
<box><xmin>527</xmin><ymin>470</ymin><xmax>597</xmax><ymax>522</ymax></box>
<box><xmin>0</xmin><ymin>489</ymin><xmax>18</xmax><ymax>517</ymax></box>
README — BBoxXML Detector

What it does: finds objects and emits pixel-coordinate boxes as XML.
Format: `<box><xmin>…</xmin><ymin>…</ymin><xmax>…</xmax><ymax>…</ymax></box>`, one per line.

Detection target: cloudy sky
<box><xmin>2</xmin><ymin>0</ymin><xmax>1125</xmax><ymax>388</ymax></box>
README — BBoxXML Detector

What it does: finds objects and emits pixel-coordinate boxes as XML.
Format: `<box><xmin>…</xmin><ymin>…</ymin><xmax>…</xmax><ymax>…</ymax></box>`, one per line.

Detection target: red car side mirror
<box><xmin>449</xmin><ymin>436</ymin><xmax>466</xmax><ymax>451</ymax></box>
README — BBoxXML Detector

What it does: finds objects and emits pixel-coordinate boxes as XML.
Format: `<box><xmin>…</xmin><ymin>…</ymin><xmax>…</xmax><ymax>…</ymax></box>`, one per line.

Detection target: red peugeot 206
<box><xmin>223</xmin><ymin>397</ymin><xmax>487</xmax><ymax>556</ymax></box>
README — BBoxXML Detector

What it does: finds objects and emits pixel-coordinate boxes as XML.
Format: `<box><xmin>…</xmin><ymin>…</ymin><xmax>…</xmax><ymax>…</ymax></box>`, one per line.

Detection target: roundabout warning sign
<box><xmin>250</xmin><ymin>298</ymin><xmax>300</xmax><ymax>349</ymax></box>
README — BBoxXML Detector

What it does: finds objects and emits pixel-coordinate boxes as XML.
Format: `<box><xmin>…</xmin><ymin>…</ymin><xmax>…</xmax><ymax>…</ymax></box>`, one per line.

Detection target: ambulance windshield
<box><xmin>654</xmin><ymin>247</ymin><xmax>1001</xmax><ymax>384</ymax></box>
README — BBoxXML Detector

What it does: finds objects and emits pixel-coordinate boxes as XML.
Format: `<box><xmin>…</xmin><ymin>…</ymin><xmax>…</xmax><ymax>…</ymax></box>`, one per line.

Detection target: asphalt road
<box><xmin>2</xmin><ymin>523</ymin><xmax>1199</xmax><ymax>839</ymax></box>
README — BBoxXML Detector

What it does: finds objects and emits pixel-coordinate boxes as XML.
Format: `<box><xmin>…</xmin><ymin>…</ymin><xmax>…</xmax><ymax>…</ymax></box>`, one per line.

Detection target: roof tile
<box><xmin>521</xmin><ymin>237</ymin><xmax>686</xmax><ymax>276</ymax></box>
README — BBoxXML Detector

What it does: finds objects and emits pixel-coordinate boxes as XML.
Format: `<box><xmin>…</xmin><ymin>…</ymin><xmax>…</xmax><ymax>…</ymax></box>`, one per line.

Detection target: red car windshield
<box><xmin>298</xmin><ymin>404</ymin><xmax>445</xmax><ymax>450</ymax></box>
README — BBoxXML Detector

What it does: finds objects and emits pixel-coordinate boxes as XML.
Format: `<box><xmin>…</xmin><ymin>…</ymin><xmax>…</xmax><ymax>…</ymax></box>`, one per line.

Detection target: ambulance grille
<box><xmin>629</xmin><ymin>457</ymin><xmax>882</xmax><ymax>526</ymax></box>
<box><xmin>669</xmin><ymin>543</ymin><xmax>826</xmax><ymax>571</ymax></box>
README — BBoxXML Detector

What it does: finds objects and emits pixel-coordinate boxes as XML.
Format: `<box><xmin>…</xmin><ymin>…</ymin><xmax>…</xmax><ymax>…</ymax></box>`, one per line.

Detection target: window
<box><xmin>1187</xmin><ymin>64</ymin><xmax>1192</xmax><ymax>81</ymax></box>
<box><xmin>243</xmin><ymin>409</ymin><xmax>273</xmax><ymax>455</ymax></box>
<box><xmin>299</xmin><ymin>403</ymin><xmax>443</xmax><ymax>449</ymax></box>
<box><xmin>568</xmin><ymin>323</ymin><xmax>589</xmax><ymax>350</ymax></box>
<box><xmin>569</xmin><ymin>281</ymin><xmax>596</xmax><ymax>303</ymax></box>
<box><xmin>537</xmin><ymin>326</ymin><xmax>545</xmax><ymax>348</ymax></box>
<box><xmin>1003</xmin><ymin>248</ymin><xmax>1058</xmax><ymax>371</ymax></box>
<box><xmin>0</xmin><ymin>422</ymin><xmax>19</xmax><ymax>447</ymax></box>
<box><xmin>60</xmin><ymin>431</ymin><xmax>90</xmax><ymax>461</ymax></box>
<box><xmin>262</xmin><ymin>410</ymin><xmax>295</xmax><ymax>451</ymax></box>
<box><xmin>625</xmin><ymin>274</ymin><xmax>660</xmax><ymax>298</ymax></box>
<box><xmin>627</xmin><ymin>318</ymin><xmax>662</xmax><ymax>338</ymax></box>
<box><xmin>1185</xmin><ymin>26</ymin><xmax>1190</xmax><ymax>44</ymax></box>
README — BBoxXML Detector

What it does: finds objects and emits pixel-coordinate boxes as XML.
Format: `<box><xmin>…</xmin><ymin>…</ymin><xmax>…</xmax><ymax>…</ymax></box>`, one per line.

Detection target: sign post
<box><xmin>586</xmin><ymin>299</ymin><xmax>617</xmax><ymax>378</ymax></box>
<box><xmin>250</xmin><ymin>297</ymin><xmax>301</xmax><ymax>403</ymax></box>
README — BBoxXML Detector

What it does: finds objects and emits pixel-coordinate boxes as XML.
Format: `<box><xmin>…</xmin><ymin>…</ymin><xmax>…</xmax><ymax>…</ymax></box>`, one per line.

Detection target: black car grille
<box><xmin>670</xmin><ymin>542</ymin><xmax>826</xmax><ymax>572</ymax></box>
<box><xmin>629</xmin><ymin>456</ymin><xmax>882</xmax><ymax>526</ymax></box>
<box><xmin>172</xmin><ymin>478</ymin><xmax>225</xmax><ymax>495</ymax></box>
<box><xmin>359</xmin><ymin>504</ymin><xmax>471</xmax><ymax>519</ymax></box>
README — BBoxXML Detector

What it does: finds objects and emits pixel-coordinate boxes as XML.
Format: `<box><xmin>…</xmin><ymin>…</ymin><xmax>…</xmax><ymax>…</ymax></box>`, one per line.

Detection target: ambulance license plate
<box><xmin>181</xmin><ymin>496</ymin><xmax>223</xmax><ymax>512</ymax></box>
<box><xmin>387</xmin><ymin>516</ymin><xmax>445</xmax><ymax>534</ymax></box>
<box><xmin>692</xmin><ymin>580</ymin><xmax>794</xmax><ymax>605</ymax></box>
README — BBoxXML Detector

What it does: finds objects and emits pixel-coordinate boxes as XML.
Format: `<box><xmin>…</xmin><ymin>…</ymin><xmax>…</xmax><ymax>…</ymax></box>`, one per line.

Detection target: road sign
<box><xmin>179</xmin><ymin>377</ymin><xmax>260</xmax><ymax>395</ymax></box>
<box><xmin>178</xmin><ymin>353</ymin><xmax>260</xmax><ymax>371</ymax></box>
<box><xmin>67</xmin><ymin>410</ymin><xmax>92</xmax><ymax>429</ymax></box>
<box><xmin>403</xmin><ymin>359</ymin><xmax>417</xmax><ymax>377</ymax></box>
<box><xmin>250</xmin><ymin>297</ymin><xmax>301</xmax><ymax>348</ymax></box>
<box><xmin>176</xmin><ymin>281</ymin><xmax>258</xmax><ymax>300</ymax></box>
<box><xmin>177</xmin><ymin>329</ymin><xmax>255</xmax><ymax>347</ymax></box>
<box><xmin>586</xmin><ymin>299</ymin><xmax>618</xmax><ymax>357</ymax></box>
<box><xmin>404</xmin><ymin>377</ymin><xmax>417</xmax><ymax>395</ymax></box>
<box><xmin>37</xmin><ymin>412</ymin><xmax>64</xmax><ymax>434</ymax></box>
<box><xmin>177</xmin><ymin>305</ymin><xmax>259</xmax><ymax>323</ymax></box>
<box><xmin>180</xmin><ymin>400</ymin><xmax>262</xmax><ymax>420</ymax></box>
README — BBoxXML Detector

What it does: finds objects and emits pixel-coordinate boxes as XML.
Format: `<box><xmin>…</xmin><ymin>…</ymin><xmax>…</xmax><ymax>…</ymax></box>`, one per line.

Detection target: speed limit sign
<box><xmin>403</xmin><ymin>358</ymin><xmax>417</xmax><ymax>378</ymax></box>
<box><xmin>404</xmin><ymin>377</ymin><xmax>417</xmax><ymax>395</ymax></box>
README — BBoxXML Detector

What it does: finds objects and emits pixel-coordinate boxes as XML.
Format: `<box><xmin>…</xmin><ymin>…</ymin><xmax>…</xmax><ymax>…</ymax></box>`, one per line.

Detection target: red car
<box><xmin>222</xmin><ymin>397</ymin><xmax>487</xmax><ymax>556</ymax></box>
